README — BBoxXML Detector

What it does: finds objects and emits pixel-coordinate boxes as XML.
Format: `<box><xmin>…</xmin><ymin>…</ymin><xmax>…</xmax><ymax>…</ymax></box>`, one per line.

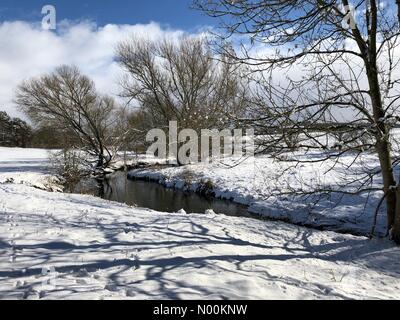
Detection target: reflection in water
<box><xmin>72</xmin><ymin>171</ymin><xmax>251</xmax><ymax>217</ymax></box>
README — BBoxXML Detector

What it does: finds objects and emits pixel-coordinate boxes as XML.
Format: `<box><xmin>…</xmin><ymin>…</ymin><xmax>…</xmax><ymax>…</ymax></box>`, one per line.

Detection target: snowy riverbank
<box><xmin>0</xmin><ymin>147</ymin><xmax>165</xmax><ymax>192</ymax></box>
<box><xmin>128</xmin><ymin>152</ymin><xmax>388</xmax><ymax>237</ymax></box>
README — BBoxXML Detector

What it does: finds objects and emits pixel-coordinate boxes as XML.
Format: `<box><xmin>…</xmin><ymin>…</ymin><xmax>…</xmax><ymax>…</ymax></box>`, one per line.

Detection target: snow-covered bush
<box><xmin>49</xmin><ymin>149</ymin><xmax>91</xmax><ymax>190</ymax></box>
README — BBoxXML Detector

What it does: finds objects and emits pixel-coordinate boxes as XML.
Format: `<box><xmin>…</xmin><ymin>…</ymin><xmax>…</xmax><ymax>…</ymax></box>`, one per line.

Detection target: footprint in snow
<box><xmin>75</xmin><ymin>269</ymin><xmax>89</xmax><ymax>277</ymax></box>
<box><xmin>22</xmin><ymin>289</ymin><xmax>40</xmax><ymax>300</ymax></box>
<box><xmin>125</xmin><ymin>289</ymin><xmax>136</xmax><ymax>297</ymax></box>
<box><xmin>124</xmin><ymin>228</ymin><xmax>134</xmax><ymax>234</ymax></box>
<box><xmin>75</xmin><ymin>279</ymin><xmax>87</xmax><ymax>285</ymax></box>
<box><xmin>104</xmin><ymin>284</ymin><xmax>119</xmax><ymax>292</ymax></box>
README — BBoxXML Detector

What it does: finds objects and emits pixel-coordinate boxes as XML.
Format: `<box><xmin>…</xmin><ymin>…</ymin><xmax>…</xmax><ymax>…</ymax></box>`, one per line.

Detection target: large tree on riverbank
<box><xmin>116</xmin><ymin>36</ymin><xmax>248</xmax><ymax>132</ymax></box>
<box><xmin>15</xmin><ymin>65</ymin><xmax>117</xmax><ymax>170</ymax></box>
<box><xmin>194</xmin><ymin>0</ymin><xmax>400</xmax><ymax>242</ymax></box>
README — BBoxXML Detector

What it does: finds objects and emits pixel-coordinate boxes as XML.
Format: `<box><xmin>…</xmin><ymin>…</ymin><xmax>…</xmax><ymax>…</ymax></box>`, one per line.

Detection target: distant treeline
<box><xmin>0</xmin><ymin>111</ymin><xmax>31</xmax><ymax>148</ymax></box>
<box><xmin>0</xmin><ymin>110</ymin><xmax>72</xmax><ymax>149</ymax></box>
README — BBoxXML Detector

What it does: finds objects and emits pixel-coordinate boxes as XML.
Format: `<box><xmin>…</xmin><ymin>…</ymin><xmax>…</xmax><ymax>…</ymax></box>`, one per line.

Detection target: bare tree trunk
<box><xmin>97</xmin><ymin>153</ymin><xmax>104</xmax><ymax>169</ymax></box>
<box><xmin>367</xmin><ymin>48</ymin><xmax>398</xmax><ymax>239</ymax></box>
<box><xmin>96</xmin><ymin>145</ymin><xmax>104</xmax><ymax>169</ymax></box>
<box><xmin>376</xmin><ymin>138</ymin><xmax>397</xmax><ymax>232</ymax></box>
<box><xmin>370</xmin><ymin>92</ymin><xmax>397</xmax><ymax>237</ymax></box>
<box><xmin>393</xmin><ymin>187</ymin><xmax>400</xmax><ymax>243</ymax></box>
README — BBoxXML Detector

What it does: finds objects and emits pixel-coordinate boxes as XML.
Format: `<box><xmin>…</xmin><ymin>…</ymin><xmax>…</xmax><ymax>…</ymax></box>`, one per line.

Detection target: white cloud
<box><xmin>0</xmin><ymin>20</ymin><xmax>187</xmax><ymax>118</ymax></box>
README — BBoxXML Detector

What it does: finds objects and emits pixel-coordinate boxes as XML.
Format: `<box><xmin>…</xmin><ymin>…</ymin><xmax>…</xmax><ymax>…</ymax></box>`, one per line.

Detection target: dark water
<box><xmin>72</xmin><ymin>171</ymin><xmax>251</xmax><ymax>217</ymax></box>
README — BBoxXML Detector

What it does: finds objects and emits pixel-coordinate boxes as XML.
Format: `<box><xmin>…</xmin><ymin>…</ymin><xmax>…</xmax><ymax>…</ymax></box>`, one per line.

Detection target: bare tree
<box><xmin>116</xmin><ymin>36</ymin><xmax>248</xmax><ymax>133</ymax></box>
<box><xmin>194</xmin><ymin>0</ymin><xmax>400</xmax><ymax>242</ymax></box>
<box><xmin>15</xmin><ymin>65</ymin><xmax>117</xmax><ymax>172</ymax></box>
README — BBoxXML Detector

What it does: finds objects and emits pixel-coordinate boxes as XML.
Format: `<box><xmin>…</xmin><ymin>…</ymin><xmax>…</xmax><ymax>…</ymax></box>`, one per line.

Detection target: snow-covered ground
<box><xmin>1</xmin><ymin>183</ymin><xmax>400</xmax><ymax>299</ymax></box>
<box><xmin>0</xmin><ymin>147</ymin><xmax>61</xmax><ymax>191</ymax></box>
<box><xmin>129</xmin><ymin>152</ymin><xmax>389</xmax><ymax>236</ymax></box>
<box><xmin>1</xmin><ymin>147</ymin><xmax>400</xmax><ymax>299</ymax></box>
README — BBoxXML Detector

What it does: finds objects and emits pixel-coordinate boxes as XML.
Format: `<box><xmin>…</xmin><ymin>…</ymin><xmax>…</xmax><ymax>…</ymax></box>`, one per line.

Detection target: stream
<box><xmin>71</xmin><ymin>171</ymin><xmax>252</xmax><ymax>217</ymax></box>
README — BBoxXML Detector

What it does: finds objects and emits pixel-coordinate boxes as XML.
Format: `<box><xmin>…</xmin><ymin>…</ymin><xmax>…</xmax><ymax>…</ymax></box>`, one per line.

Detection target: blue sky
<box><xmin>0</xmin><ymin>0</ymin><xmax>215</xmax><ymax>31</ymax></box>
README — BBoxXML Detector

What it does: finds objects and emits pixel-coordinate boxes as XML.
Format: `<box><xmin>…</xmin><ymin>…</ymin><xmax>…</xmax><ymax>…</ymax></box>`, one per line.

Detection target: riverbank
<box><xmin>128</xmin><ymin>152</ymin><xmax>388</xmax><ymax>237</ymax></box>
<box><xmin>0</xmin><ymin>147</ymin><xmax>390</xmax><ymax>237</ymax></box>
<box><xmin>0</xmin><ymin>147</ymin><xmax>167</xmax><ymax>192</ymax></box>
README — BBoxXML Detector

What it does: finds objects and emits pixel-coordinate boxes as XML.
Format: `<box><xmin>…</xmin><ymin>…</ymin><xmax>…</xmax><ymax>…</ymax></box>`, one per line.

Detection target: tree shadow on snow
<box><xmin>0</xmin><ymin>212</ymin><xmax>399</xmax><ymax>299</ymax></box>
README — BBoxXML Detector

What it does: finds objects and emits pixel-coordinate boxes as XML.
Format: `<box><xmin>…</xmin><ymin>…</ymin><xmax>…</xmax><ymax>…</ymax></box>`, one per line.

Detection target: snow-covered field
<box><xmin>0</xmin><ymin>147</ymin><xmax>61</xmax><ymax>191</ymax></box>
<box><xmin>1</xmin><ymin>147</ymin><xmax>400</xmax><ymax>299</ymax></box>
